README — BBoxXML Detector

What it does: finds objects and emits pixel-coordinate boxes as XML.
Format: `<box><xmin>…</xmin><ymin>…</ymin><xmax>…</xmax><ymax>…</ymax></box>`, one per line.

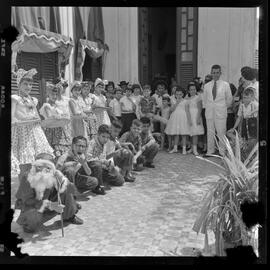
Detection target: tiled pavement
<box><xmin>11</xmin><ymin>151</ymin><xmax>223</xmax><ymax>256</ymax></box>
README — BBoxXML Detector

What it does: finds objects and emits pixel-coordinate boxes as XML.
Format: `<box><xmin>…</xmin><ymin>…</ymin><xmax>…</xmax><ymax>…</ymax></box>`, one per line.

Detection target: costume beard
<box><xmin>27</xmin><ymin>167</ymin><xmax>57</xmax><ymax>200</ymax></box>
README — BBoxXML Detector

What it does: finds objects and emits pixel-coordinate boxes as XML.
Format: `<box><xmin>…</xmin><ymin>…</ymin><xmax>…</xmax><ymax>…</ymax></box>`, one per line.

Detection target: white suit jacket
<box><xmin>203</xmin><ymin>79</ymin><xmax>232</xmax><ymax>120</ymax></box>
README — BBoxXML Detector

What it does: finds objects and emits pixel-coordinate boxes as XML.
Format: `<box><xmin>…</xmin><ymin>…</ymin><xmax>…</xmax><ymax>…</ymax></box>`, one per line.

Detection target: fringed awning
<box><xmin>12</xmin><ymin>24</ymin><xmax>74</xmax><ymax>66</ymax></box>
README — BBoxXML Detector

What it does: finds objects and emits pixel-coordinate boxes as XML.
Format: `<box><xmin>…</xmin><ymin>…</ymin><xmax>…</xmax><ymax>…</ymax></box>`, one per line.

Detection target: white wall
<box><xmin>59</xmin><ymin>7</ymin><xmax>74</xmax><ymax>96</ymax></box>
<box><xmin>102</xmin><ymin>7</ymin><xmax>139</xmax><ymax>85</ymax></box>
<box><xmin>197</xmin><ymin>7</ymin><xmax>257</xmax><ymax>86</ymax></box>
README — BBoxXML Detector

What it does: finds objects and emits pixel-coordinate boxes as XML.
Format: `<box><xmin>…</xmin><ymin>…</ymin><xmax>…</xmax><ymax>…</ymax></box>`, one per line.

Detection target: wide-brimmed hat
<box><xmin>118</xmin><ymin>81</ymin><xmax>129</xmax><ymax>87</ymax></box>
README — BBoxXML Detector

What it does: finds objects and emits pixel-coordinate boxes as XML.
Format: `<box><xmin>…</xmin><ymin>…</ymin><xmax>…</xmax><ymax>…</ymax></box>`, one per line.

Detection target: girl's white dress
<box><xmin>11</xmin><ymin>94</ymin><xmax>54</xmax><ymax>165</ymax></box>
<box><xmin>92</xmin><ymin>94</ymin><xmax>111</xmax><ymax>127</ymax></box>
<box><xmin>165</xmin><ymin>99</ymin><xmax>190</xmax><ymax>135</ymax></box>
<box><xmin>188</xmin><ymin>95</ymin><xmax>204</xmax><ymax>136</ymax></box>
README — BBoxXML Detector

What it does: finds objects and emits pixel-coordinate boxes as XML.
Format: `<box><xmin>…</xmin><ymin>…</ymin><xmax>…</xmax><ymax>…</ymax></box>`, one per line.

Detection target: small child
<box><xmin>105</xmin><ymin>120</ymin><xmax>136</xmax><ymax>182</ymax></box>
<box><xmin>92</xmin><ymin>78</ymin><xmax>111</xmax><ymax>127</ymax></box>
<box><xmin>119</xmin><ymin>86</ymin><xmax>137</xmax><ymax>134</ymax></box>
<box><xmin>140</xmin><ymin>117</ymin><xmax>159</xmax><ymax>168</ymax></box>
<box><xmin>119</xmin><ymin>119</ymin><xmax>144</xmax><ymax>171</ymax></box>
<box><xmin>139</xmin><ymin>84</ymin><xmax>156</xmax><ymax>119</ymax></box>
<box><xmin>109</xmin><ymin>88</ymin><xmax>122</xmax><ymax>121</ymax></box>
<box><xmin>130</xmin><ymin>84</ymin><xmax>142</xmax><ymax>119</ymax></box>
<box><xmin>87</xmin><ymin>124</ymin><xmax>125</xmax><ymax>187</ymax></box>
<box><xmin>185</xmin><ymin>82</ymin><xmax>204</xmax><ymax>156</ymax></box>
<box><xmin>165</xmin><ymin>87</ymin><xmax>190</xmax><ymax>154</ymax></box>
<box><xmin>228</xmin><ymin>87</ymin><xmax>258</xmax><ymax>141</ymax></box>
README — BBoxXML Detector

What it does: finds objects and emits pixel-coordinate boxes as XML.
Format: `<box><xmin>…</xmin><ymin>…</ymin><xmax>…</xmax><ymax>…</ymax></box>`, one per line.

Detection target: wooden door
<box><xmin>176</xmin><ymin>7</ymin><xmax>198</xmax><ymax>88</ymax></box>
<box><xmin>138</xmin><ymin>7</ymin><xmax>149</xmax><ymax>85</ymax></box>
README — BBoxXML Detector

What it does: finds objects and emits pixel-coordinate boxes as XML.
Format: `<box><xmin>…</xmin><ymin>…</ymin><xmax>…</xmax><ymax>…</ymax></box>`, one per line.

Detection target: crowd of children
<box><xmin>11</xmin><ymin>64</ymin><xmax>258</xmax><ymax>229</ymax></box>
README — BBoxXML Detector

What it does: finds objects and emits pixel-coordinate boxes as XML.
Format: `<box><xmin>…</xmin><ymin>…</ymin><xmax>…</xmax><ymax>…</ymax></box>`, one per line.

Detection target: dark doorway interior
<box><xmin>148</xmin><ymin>7</ymin><xmax>176</xmax><ymax>92</ymax></box>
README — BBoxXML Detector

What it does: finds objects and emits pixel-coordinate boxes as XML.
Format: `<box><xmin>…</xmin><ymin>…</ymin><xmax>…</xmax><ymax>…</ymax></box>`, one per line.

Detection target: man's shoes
<box><xmin>144</xmin><ymin>162</ymin><xmax>155</xmax><ymax>168</ymax></box>
<box><xmin>76</xmin><ymin>203</ymin><xmax>82</xmax><ymax>210</ymax></box>
<box><xmin>133</xmin><ymin>165</ymin><xmax>144</xmax><ymax>171</ymax></box>
<box><xmin>124</xmin><ymin>175</ymin><xmax>135</xmax><ymax>182</ymax></box>
<box><xmin>65</xmin><ymin>215</ymin><xmax>84</xmax><ymax>225</ymax></box>
<box><xmin>92</xmin><ymin>185</ymin><xmax>106</xmax><ymax>195</ymax></box>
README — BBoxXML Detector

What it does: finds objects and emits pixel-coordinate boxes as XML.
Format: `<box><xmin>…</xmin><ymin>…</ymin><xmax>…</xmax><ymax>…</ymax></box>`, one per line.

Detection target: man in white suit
<box><xmin>203</xmin><ymin>65</ymin><xmax>233</xmax><ymax>156</ymax></box>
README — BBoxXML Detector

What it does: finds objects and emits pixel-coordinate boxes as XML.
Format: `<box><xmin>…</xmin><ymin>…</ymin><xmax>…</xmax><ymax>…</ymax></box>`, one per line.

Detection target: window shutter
<box><xmin>12</xmin><ymin>51</ymin><xmax>58</xmax><ymax>107</ymax></box>
<box><xmin>176</xmin><ymin>7</ymin><xmax>198</xmax><ymax>88</ymax></box>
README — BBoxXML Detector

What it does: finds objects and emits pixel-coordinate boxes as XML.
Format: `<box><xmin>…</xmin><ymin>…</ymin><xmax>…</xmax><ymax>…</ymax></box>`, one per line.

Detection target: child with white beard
<box><xmin>15</xmin><ymin>153</ymin><xmax>83</xmax><ymax>233</ymax></box>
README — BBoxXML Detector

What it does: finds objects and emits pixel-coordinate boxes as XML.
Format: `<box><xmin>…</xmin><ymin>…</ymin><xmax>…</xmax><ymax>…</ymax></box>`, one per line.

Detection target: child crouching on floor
<box><xmin>105</xmin><ymin>120</ymin><xmax>136</xmax><ymax>182</ymax></box>
<box><xmin>87</xmin><ymin>124</ymin><xmax>125</xmax><ymax>188</ymax></box>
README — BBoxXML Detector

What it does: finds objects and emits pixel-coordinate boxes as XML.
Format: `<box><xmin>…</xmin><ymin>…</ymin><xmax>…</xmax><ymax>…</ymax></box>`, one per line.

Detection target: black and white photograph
<box><xmin>0</xmin><ymin>3</ymin><xmax>266</xmax><ymax>262</ymax></box>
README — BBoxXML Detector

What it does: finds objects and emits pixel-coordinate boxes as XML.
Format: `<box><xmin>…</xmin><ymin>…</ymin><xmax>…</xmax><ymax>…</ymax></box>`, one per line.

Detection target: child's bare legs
<box><xmin>169</xmin><ymin>135</ymin><xmax>179</xmax><ymax>153</ymax></box>
<box><xmin>192</xmin><ymin>135</ymin><xmax>199</xmax><ymax>156</ymax></box>
<box><xmin>168</xmin><ymin>135</ymin><xmax>173</xmax><ymax>151</ymax></box>
<box><xmin>181</xmin><ymin>135</ymin><xmax>187</xmax><ymax>154</ymax></box>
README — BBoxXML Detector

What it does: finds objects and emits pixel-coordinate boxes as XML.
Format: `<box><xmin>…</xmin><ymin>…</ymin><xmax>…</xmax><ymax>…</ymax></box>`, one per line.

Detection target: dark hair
<box><xmin>143</xmin><ymin>84</ymin><xmax>151</xmax><ymax>90</ymax></box>
<box><xmin>106</xmin><ymin>81</ymin><xmax>115</xmax><ymax>90</ymax></box>
<box><xmin>162</xmin><ymin>96</ymin><xmax>170</xmax><ymax>103</ymax></box>
<box><xmin>175</xmin><ymin>86</ymin><xmax>186</xmax><ymax>97</ymax></box>
<box><xmin>132</xmin><ymin>84</ymin><xmax>141</xmax><ymax>91</ymax></box>
<box><xmin>72</xmin><ymin>136</ymin><xmax>87</xmax><ymax>145</ymax></box>
<box><xmin>140</xmin><ymin>117</ymin><xmax>151</xmax><ymax>125</ymax></box>
<box><xmin>98</xmin><ymin>124</ymin><xmax>111</xmax><ymax>135</ymax></box>
<box><xmin>241</xmin><ymin>66</ymin><xmax>256</xmax><ymax>81</ymax></box>
<box><xmin>132</xmin><ymin>119</ymin><xmax>142</xmax><ymax>127</ymax></box>
<box><xmin>211</xmin><ymin>64</ymin><xmax>221</xmax><ymax>71</ymax></box>
<box><xmin>229</xmin><ymin>83</ymin><xmax>237</xmax><ymax>96</ymax></box>
<box><xmin>111</xmin><ymin>119</ymin><xmax>123</xmax><ymax>129</ymax></box>
<box><xmin>187</xmin><ymin>82</ymin><xmax>197</xmax><ymax>92</ymax></box>
<box><xmin>204</xmin><ymin>74</ymin><xmax>213</xmax><ymax>84</ymax></box>
<box><xmin>243</xmin><ymin>87</ymin><xmax>255</xmax><ymax>97</ymax></box>
<box><xmin>126</xmin><ymin>87</ymin><xmax>133</xmax><ymax>92</ymax></box>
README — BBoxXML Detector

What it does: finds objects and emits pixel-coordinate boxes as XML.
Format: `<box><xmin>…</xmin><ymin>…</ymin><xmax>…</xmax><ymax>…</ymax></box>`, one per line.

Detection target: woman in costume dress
<box><xmin>92</xmin><ymin>78</ymin><xmax>111</xmax><ymax>127</ymax></box>
<box><xmin>78</xmin><ymin>81</ymin><xmax>98</xmax><ymax>140</ymax></box>
<box><xmin>39</xmin><ymin>82</ymin><xmax>72</xmax><ymax>158</ymax></box>
<box><xmin>11</xmin><ymin>68</ymin><xmax>54</xmax><ymax>172</ymax></box>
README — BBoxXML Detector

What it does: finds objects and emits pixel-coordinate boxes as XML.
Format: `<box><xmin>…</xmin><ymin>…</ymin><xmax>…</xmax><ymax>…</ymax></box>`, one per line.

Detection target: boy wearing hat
<box><xmin>118</xmin><ymin>81</ymin><xmax>129</xmax><ymax>92</ymax></box>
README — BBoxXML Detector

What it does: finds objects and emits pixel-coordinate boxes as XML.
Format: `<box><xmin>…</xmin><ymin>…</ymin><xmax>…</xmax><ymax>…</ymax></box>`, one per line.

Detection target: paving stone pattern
<box><xmin>11</xmin><ymin>151</ymin><xmax>222</xmax><ymax>256</ymax></box>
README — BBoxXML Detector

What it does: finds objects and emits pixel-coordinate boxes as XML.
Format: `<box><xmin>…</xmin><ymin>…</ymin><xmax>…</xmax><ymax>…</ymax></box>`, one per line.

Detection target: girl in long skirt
<box><xmin>92</xmin><ymin>78</ymin><xmax>111</xmax><ymax>128</ymax></box>
<box><xmin>39</xmin><ymin>82</ymin><xmax>72</xmax><ymax>158</ymax></box>
<box><xmin>78</xmin><ymin>82</ymin><xmax>98</xmax><ymax>140</ymax></box>
<box><xmin>11</xmin><ymin>68</ymin><xmax>54</xmax><ymax>172</ymax></box>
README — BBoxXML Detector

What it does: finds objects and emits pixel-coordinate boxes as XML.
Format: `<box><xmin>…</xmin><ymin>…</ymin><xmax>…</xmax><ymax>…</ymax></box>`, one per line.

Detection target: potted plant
<box><xmin>192</xmin><ymin>131</ymin><xmax>258</xmax><ymax>256</ymax></box>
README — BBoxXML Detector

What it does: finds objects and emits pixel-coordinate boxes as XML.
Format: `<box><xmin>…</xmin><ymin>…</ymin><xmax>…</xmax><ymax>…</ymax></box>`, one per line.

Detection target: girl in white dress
<box><xmin>165</xmin><ymin>87</ymin><xmax>190</xmax><ymax>154</ymax></box>
<box><xmin>69</xmin><ymin>81</ymin><xmax>89</xmax><ymax>138</ymax></box>
<box><xmin>39</xmin><ymin>82</ymin><xmax>72</xmax><ymax>158</ymax></box>
<box><xmin>92</xmin><ymin>78</ymin><xmax>111</xmax><ymax>127</ymax></box>
<box><xmin>186</xmin><ymin>83</ymin><xmax>204</xmax><ymax>156</ymax></box>
<box><xmin>78</xmin><ymin>82</ymin><xmax>98</xmax><ymax>139</ymax></box>
<box><xmin>11</xmin><ymin>68</ymin><xmax>54</xmax><ymax>169</ymax></box>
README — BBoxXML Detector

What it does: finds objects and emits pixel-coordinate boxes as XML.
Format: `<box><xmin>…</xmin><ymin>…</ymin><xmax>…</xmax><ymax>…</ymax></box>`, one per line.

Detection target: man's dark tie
<box><xmin>212</xmin><ymin>81</ymin><xmax>217</xmax><ymax>100</ymax></box>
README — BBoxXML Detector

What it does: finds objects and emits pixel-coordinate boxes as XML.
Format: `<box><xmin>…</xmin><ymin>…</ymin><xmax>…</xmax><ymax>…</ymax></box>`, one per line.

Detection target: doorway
<box><xmin>138</xmin><ymin>7</ymin><xmax>198</xmax><ymax>92</ymax></box>
<box><xmin>148</xmin><ymin>7</ymin><xmax>176</xmax><ymax>92</ymax></box>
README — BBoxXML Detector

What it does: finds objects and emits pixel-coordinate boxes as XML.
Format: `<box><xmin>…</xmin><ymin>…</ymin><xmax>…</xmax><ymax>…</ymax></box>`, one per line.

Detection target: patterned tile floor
<box><xmin>11</xmin><ymin>151</ymin><xmax>223</xmax><ymax>256</ymax></box>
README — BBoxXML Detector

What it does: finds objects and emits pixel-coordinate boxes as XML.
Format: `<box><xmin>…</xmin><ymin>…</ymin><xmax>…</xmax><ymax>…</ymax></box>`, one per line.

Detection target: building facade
<box><xmin>12</xmin><ymin>6</ymin><xmax>258</xmax><ymax>99</ymax></box>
